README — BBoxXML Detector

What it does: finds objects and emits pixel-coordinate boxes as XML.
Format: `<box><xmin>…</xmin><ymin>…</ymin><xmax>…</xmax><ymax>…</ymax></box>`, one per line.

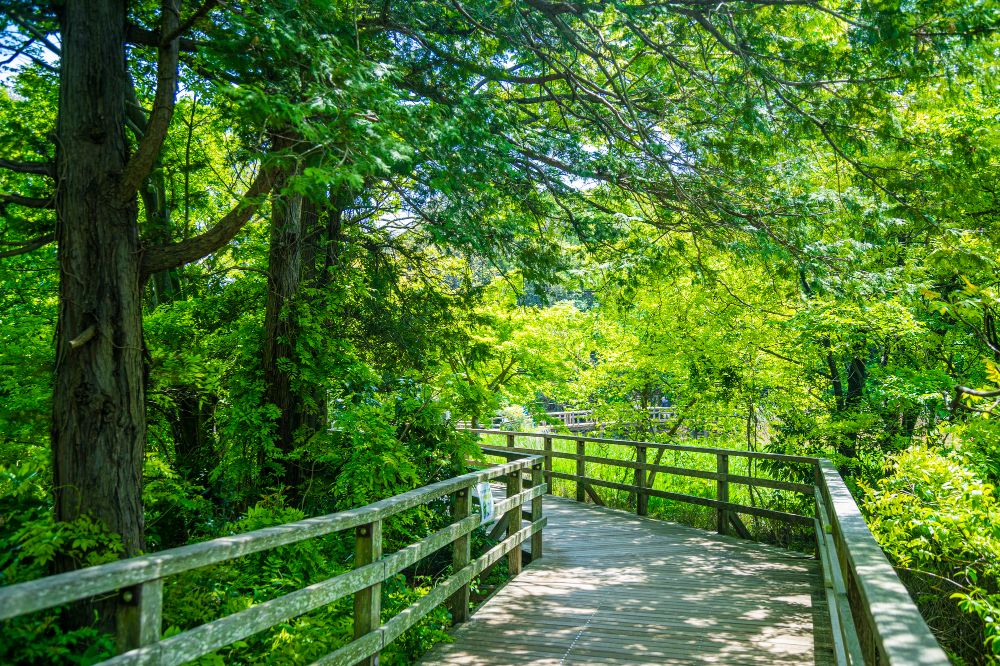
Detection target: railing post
<box><xmin>531</xmin><ymin>463</ymin><xmax>544</xmax><ymax>560</ymax></box>
<box><xmin>813</xmin><ymin>463</ymin><xmax>824</xmax><ymax>559</ymax></box>
<box><xmin>116</xmin><ymin>578</ymin><xmax>163</xmax><ymax>652</ymax></box>
<box><xmin>543</xmin><ymin>436</ymin><xmax>553</xmax><ymax>495</ymax></box>
<box><xmin>717</xmin><ymin>453</ymin><xmax>730</xmax><ymax>535</ymax></box>
<box><xmin>507</xmin><ymin>468</ymin><xmax>523</xmax><ymax>575</ymax></box>
<box><xmin>449</xmin><ymin>484</ymin><xmax>472</xmax><ymax>624</ymax></box>
<box><xmin>575</xmin><ymin>439</ymin><xmax>586</xmax><ymax>503</ymax></box>
<box><xmin>635</xmin><ymin>445</ymin><xmax>648</xmax><ymax>516</ymax></box>
<box><xmin>506</xmin><ymin>433</ymin><xmax>515</xmax><ymax>449</ymax></box>
<box><xmin>354</xmin><ymin>519</ymin><xmax>383</xmax><ymax>666</ymax></box>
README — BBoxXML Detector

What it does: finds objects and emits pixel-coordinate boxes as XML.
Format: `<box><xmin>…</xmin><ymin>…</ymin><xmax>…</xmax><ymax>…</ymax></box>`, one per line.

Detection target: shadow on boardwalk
<box><xmin>421</xmin><ymin>494</ymin><xmax>833</xmax><ymax>665</ymax></box>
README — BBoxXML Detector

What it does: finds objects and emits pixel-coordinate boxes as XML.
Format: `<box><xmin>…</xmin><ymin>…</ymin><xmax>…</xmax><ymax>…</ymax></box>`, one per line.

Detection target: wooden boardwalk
<box><xmin>423</xmin><ymin>493</ymin><xmax>833</xmax><ymax>665</ymax></box>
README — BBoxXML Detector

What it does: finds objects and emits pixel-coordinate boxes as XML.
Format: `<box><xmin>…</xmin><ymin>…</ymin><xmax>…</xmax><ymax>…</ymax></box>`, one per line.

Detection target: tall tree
<box><xmin>1</xmin><ymin>0</ymin><xmax>278</xmax><ymax>579</ymax></box>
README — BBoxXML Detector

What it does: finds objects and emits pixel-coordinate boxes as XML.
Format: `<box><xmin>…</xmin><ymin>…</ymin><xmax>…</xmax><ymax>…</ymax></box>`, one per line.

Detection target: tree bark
<box><xmin>51</xmin><ymin>2</ymin><xmax>149</xmax><ymax>643</ymax></box>
<box><xmin>846</xmin><ymin>356</ymin><xmax>866</xmax><ymax>407</ymax></box>
<box><xmin>299</xmin><ymin>199</ymin><xmax>330</xmax><ymax>441</ymax></box>
<box><xmin>262</xmin><ymin>178</ymin><xmax>305</xmax><ymax>491</ymax></box>
<box><xmin>53</xmin><ymin>0</ymin><xmax>146</xmax><ymax>563</ymax></box>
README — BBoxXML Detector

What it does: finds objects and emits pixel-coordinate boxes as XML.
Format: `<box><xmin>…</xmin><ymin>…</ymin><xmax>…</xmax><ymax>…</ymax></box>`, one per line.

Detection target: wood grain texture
<box><xmin>0</xmin><ymin>456</ymin><xmax>539</xmax><ymax>620</ymax></box>
<box><xmin>353</xmin><ymin>520</ymin><xmax>382</xmax><ymax>666</ymax></box>
<box><xmin>421</xmin><ymin>493</ymin><xmax>835</xmax><ymax>666</ymax></box>
<box><xmin>451</xmin><ymin>485</ymin><xmax>474</xmax><ymax>624</ymax></box>
<box><xmin>507</xmin><ymin>471</ymin><xmax>523</xmax><ymax>576</ymax></box>
<box><xmin>816</xmin><ymin>461</ymin><xmax>949</xmax><ymax>665</ymax></box>
<box><xmin>531</xmin><ymin>465</ymin><xmax>545</xmax><ymax>560</ymax></box>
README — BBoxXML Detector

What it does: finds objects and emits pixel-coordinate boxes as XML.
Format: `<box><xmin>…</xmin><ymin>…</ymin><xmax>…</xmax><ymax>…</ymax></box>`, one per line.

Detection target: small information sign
<box><xmin>472</xmin><ymin>482</ymin><xmax>495</xmax><ymax>523</ymax></box>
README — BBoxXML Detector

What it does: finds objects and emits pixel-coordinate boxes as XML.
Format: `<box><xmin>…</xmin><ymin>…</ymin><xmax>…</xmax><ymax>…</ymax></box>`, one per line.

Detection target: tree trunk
<box><xmin>53</xmin><ymin>0</ymin><xmax>145</xmax><ymax>559</ymax></box>
<box><xmin>846</xmin><ymin>356</ymin><xmax>866</xmax><ymax>407</ymax></box>
<box><xmin>262</xmin><ymin>181</ymin><xmax>305</xmax><ymax>491</ymax></box>
<box><xmin>323</xmin><ymin>202</ymin><xmax>345</xmax><ymax>283</ymax></box>
<box><xmin>51</xmin><ymin>1</ymin><xmax>146</xmax><ymax>642</ymax></box>
<box><xmin>837</xmin><ymin>355</ymin><xmax>866</xmax><ymax>462</ymax></box>
<box><xmin>140</xmin><ymin>167</ymin><xmax>182</xmax><ymax>307</ymax></box>
<box><xmin>299</xmin><ymin>200</ymin><xmax>329</xmax><ymax>438</ymax></box>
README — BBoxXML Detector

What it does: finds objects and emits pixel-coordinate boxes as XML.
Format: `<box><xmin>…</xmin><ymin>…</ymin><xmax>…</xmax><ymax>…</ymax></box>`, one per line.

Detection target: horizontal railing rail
<box><xmin>468</xmin><ymin>428</ymin><xmax>948</xmax><ymax>666</ymax></box>
<box><xmin>457</xmin><ymin>406</ymin><xmax>676</xmax><ymax>430</ymax></box>
<box><xmin>0</xmin><ymin>454</ymin><xmax>547</xmax><ymax>666</ymax></box>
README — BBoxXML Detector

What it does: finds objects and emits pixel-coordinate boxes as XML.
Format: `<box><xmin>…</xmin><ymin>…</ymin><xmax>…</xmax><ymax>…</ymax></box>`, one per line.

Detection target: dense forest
<box><xmin>1</xmin><ymin>0</ymin><xmax>999</xmax><ymax>663</ymax></box>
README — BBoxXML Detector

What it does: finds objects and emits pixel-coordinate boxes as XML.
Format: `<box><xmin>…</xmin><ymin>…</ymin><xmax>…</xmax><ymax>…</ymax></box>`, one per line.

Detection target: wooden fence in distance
<box><xmin>462</xmin><ymin>406</ymin><xmax>675</xmax><ymax>432</ymax></box>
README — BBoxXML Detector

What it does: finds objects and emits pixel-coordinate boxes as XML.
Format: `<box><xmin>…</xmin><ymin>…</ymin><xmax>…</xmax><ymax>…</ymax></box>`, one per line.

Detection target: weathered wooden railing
<box><xmin>543</xmin><ymin>406</ymin><xmax>675</xmax><ymax>427</ymax></box>
<box><xmin>471</xmin><ymin>429</ymin><xmax>948</xmax><ymax>666</ymax></box>
<box><xmin>460</xmin><ymin>406</ymin><xmax>675</xmax><ymax>431</ymax></box>
<box><xmin>0</xmin><ymin>454</ymin><xmax>546</xmax><ymax>666</ymax></box>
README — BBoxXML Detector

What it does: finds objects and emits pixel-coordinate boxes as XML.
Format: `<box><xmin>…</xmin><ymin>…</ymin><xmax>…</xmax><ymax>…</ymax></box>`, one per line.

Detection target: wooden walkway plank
<box><xmin>422</xmin><ymin>493</ymin><xmax>833</xmax><ymax>666</ymax></box>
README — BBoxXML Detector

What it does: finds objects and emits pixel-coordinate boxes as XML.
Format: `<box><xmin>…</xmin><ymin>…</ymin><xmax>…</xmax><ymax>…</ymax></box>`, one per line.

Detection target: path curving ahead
<box><xmin>421</xmin><ymin>493</ymin><xmax>834</xmax><ymax>665</ymax></box>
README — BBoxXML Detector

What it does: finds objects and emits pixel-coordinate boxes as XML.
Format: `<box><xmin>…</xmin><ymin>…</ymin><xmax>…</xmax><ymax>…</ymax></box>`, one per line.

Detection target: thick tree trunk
<box><xmin>263</xmin><ymin>182</ymin><xmax>305</xmax><ymax>491</ymax></box>
<box><xmin>51</xmin><ymin>1</ymin><xmax>146</xmax><ymax>643</ymax></box>
<box><xmin>53</xmin><ymin>0</ymin><xmax>146</xmax><ymax>560</ymax></box>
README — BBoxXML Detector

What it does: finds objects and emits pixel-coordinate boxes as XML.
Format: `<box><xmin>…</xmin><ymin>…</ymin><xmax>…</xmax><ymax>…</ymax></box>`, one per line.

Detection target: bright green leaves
<box><xmin>863</xmin><ymin>444</ymin><xmax>1000</xmax><ymax>659</ymax></box>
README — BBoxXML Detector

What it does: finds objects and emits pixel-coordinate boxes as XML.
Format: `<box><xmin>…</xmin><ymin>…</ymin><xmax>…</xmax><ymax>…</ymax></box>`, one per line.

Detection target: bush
<box><xmin>0</xmin><ymin>461</ymin><xmax>120</xmax><ymax>665</ymax></box>
<box><xmin>863</xmin><ymin>444</ymin><xmax>1000</xmax><ymax>662</ymax></box>
<box><xmin>498</xmin><ymin>405</ymin><xmax>533</xmax><ymax>431</ymax></box>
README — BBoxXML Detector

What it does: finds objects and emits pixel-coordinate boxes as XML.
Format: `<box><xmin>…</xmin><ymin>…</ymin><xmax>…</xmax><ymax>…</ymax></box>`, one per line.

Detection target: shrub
<box><xmin>863</xmin><ymin>445</ymin><xmax>1000</xmax><ymax>661</ymax></box>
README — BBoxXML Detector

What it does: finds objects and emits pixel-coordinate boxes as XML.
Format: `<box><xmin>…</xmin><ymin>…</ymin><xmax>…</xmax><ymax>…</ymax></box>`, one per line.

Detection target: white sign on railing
<box><xmin>472</xmin><ymin>482</ymin><xmax>496</xmax><ymax>523</ymax></box>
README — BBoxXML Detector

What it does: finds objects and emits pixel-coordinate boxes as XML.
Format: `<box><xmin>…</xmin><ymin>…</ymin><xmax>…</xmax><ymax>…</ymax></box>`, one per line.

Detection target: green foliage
<box><xmin>0</xmin><ymin>460</ymin><xmax>120</xmax><ymax>664</ymax></box>
<box><xmin>863</xmin><ymin>443</ymin><xmax>1000</xmax><ymax>660</ymax></box>
<box><xmin>379</xmin><ymin>575</ymin><xmax>454</xmax><ymax>666</ymax></box>
<box><xmin>2</xmin><ymin>0</ymin><xmax>1000</xmax><ymax>662</ymax></box>
<box><xmin>161</xmin><ymin>497</ymin><xmax>353</xmax><ymax>664</ymax></box>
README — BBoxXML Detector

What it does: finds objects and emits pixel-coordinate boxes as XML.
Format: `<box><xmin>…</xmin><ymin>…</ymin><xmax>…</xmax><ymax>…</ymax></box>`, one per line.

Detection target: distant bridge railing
<box><xmin>460</xmin><ymin>406</ymin><xmax>675</xmax><ymax>431</ymax></box>
<box><xmin>0</xmin><ymin>454</ymin><xmax>546</xmax><ymax>666</ymax></box>
<box><xmin>470</xmin><ymin>429</ymin><xmax>947</xmax><ymax>666</ymax></box>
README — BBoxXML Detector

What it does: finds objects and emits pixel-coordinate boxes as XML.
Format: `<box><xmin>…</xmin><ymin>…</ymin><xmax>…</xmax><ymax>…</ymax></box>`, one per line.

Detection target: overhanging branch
<box><xmin>0</xmin><ymin>233</ymin><xmax>54</xmax><ymax>258</ymax></box>
<box><xmin>140</xmin><ymin>166</ymin><xmax>279</xmax><ymax>275</ymax></box>
<box><xmin>0</xmin><ymin>158</ymin><xmax>54</xmax><ymax>177</ymax></box>
<box><xmin>0</xmin><ymin>193</ymin><xmax>55</xmax><ymax>208</ymax></box>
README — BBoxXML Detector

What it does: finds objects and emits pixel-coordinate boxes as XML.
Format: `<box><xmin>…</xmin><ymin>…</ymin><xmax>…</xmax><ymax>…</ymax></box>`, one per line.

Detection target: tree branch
<box><xmin>125</xmin><ymin>23</ymin><xmax>199</xmax><ymax>52</ymax></box>
<box><xmin>140</xmin><ymin>166</ymin><xmax>279</xmax><ymax>275</ymax></box>
<box><xmin>162</xmin><ymin>0</ymin><xmax>219</xmax><ymax>44</ymax></box>
<box><xmin>119</xmin><ymin>0</ymin><xmax>181</xmax><ymax>203</ymax></box>
<box><xmin>6</xmin><ymin>11</ymin><xmax>61</xmax><ymax>56</ymax></box>
<box><xmin>758</xmin><ymin>347</ymin><xmax>803</xmax><ymax>365</ymax></box>
<box><xmin>0</xmin><ymin>193</ymin><xmax>55</xmax><ymax>208</ymax></box>
<box><xmin>0</xmin><ymin>158</ymin><xmax>54</xmax><ymax>177</ymax></box>
<box><xmin>955</xmin><ymin>385</ymin><xmax>1000</xmax><ymax>399</ymax></box>
<box><xmin>0</xmin><ymin>233</ymin><xmax>54</xmax><ymax>258</ymax></box>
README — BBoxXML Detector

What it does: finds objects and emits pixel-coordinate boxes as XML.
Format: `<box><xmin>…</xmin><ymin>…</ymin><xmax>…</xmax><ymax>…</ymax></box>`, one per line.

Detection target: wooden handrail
<box><xmin>458</xmin><ymin>406</ymin><xmax>676</xmax><ymax>430</ymax></box>
<box><xmin>0</xmin><ymin>454</ymin><xmax>547</xmax><ymax>666</ymax></box>
<box><xmin>471</xmin><ymin>428</ymin><xmax>819</xmax><ymax>464</ymax></box>
<box><xmin>472</xmin><ymin>429</ymin><xmax>948</xmax><ymax>666</ymax></box>
<box><xmin>815</xmin><ymin>460</ymin><xmax>948</xmax><ymax>665</ymax></box>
